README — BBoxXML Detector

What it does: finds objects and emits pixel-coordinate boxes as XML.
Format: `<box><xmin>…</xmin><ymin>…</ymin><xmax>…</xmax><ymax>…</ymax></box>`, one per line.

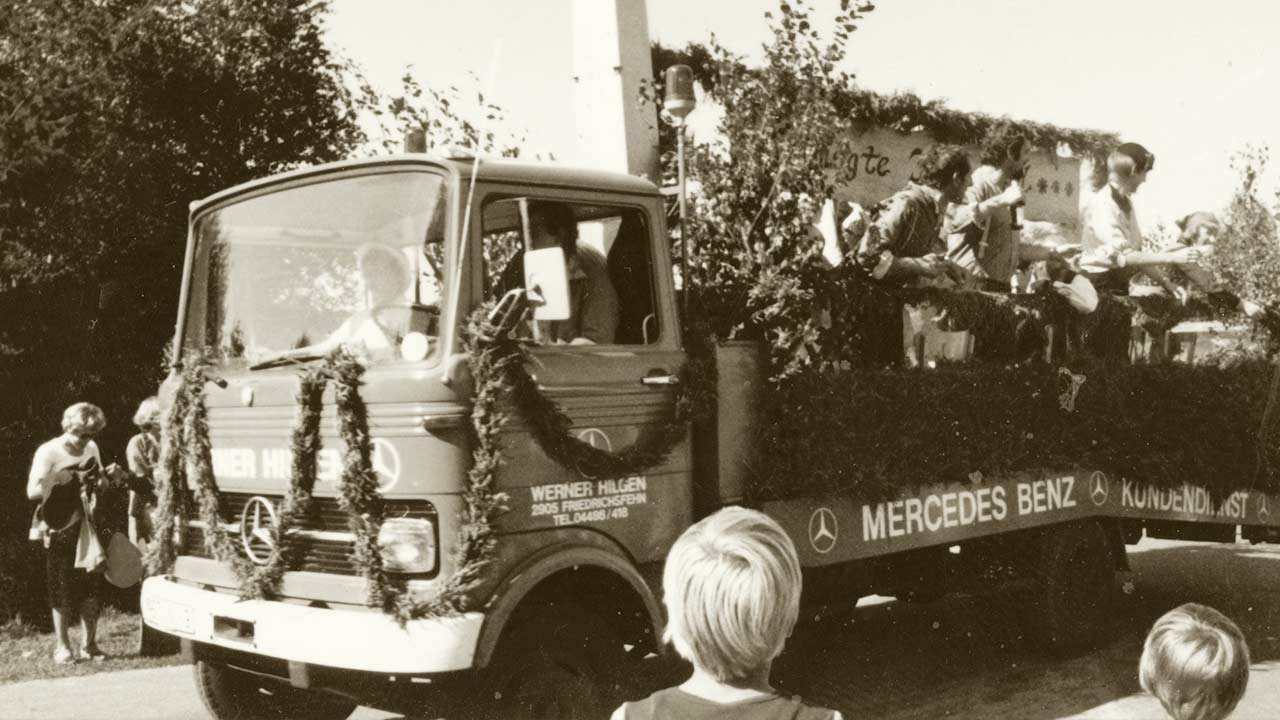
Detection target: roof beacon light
<box><xmin>663</xmin><ymin>65</ymin><xmax>696</xmax><ymax>122</ymax></box>
<box><xmin>404</xmin><ymin>128</ymin><xmax>427</xmax><ymax>154</ymax></box>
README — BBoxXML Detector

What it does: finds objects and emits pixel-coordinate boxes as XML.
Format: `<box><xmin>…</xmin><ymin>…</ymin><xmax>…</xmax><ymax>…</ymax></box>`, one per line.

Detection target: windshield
<box><xmin>184</xmin><ymin>171</ymin><xmax>448</xmax><ymax>368</ymax></box>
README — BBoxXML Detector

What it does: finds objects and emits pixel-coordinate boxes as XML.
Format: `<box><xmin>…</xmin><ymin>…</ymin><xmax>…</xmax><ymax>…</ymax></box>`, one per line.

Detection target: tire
<box><xmin>475</xmin><ymin>602</ymin><xmax>630</xmax><ymax>720</ymax></box>
<box><xmin>193</xmin><ymin>660</ymin><xmax>356</xmax><ymax>720</ymax></box>
<box><xmin>1032</xmin><ymin>521</ymin><xmax>1116</xmax><ymax>655</ymax></box>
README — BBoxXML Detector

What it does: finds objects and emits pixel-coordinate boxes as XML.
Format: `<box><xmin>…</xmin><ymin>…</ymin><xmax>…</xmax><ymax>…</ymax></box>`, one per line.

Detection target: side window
<box><xmin>481</xmin><ymin>198</ymin><xmax>659</xmax><ymax>346</ymax></box>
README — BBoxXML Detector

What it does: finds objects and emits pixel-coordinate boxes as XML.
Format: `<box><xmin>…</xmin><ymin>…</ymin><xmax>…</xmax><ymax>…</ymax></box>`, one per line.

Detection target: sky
<box><xmin>324</xmin><ymin>0</ymin><xmax>1280</xmax><ymax>228</ymax></box>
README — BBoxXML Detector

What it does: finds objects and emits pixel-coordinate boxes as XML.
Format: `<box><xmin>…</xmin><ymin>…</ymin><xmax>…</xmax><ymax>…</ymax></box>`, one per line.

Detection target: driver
<box><xmin>525</xmin><ymin>202</ymin><xmax>619</xmax><ymax>345</ymax></box>
<box><xmin>327</xmin><ymin>243</ymin><xmax>413</xmax><ymax>350</ymax></box>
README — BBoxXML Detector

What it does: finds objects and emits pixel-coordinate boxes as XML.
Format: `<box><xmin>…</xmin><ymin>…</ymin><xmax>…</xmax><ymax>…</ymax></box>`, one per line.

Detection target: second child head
<box><xmin>662</xmin><ymin>506</ymin><xmax>802</xmax><ymax>684</ymax></box>
<box><xmin>1140</xmin><ymin>603</ymin><xmax>1249</xmax><ymax>720</ymax></box>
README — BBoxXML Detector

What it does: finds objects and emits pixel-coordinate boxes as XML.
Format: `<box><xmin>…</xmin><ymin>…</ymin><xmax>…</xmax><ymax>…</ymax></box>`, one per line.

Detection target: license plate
<box><xmin>146</xmin><ymin>599</ymin><xmax>194</xmax><ymax>635</ymax></box>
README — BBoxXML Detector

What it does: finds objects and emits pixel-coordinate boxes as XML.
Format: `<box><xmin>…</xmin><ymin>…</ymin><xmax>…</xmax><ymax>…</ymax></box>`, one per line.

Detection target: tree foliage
<box><xmin>662</xmin><ymin>1</ymin><xmax>873</xmax><ymax>379</ymax></box>
<box><xmin>0</xmin><ymin>0</ymin><xmax>365</xmax><ymax>621</ymax></box>
<box><xmin>1211</xmin><ymin>146</ymin><xmax>1280</xmax><ymax>307</ymax></box>
<box><xmin>360</xmin><ymin>71</ymin><xmax>525</xmax><ymax>158</ymax></box>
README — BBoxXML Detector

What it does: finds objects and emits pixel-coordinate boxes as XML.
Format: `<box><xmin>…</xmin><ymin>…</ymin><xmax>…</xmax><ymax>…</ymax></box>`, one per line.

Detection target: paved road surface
<box><xmin>3</xmin><ymin>537</ymin><xmax>1278</xmax><ymax>719</ymax></box>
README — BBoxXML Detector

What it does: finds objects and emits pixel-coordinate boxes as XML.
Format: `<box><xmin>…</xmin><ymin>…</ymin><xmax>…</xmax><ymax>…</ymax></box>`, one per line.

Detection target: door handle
<box><xmin>641</xmin><ymin>373</ymin><xmax>680</xmax><ymax>386</ymax></box>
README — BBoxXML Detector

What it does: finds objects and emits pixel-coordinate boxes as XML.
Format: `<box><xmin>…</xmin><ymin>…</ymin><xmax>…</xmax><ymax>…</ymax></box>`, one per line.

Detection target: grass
<box><xmin>0</xmin><ymin>607</ymin><xmax>182</xmax><ymax>685</ymax></box>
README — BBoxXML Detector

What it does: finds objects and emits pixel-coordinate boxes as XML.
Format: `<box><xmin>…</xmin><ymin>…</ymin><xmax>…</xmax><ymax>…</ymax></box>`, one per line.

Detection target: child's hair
<box><xmin>661</xmin><ymin>506</ymin><xmax>802</xmax><ymax>682</ymax></box>
<box><xmin>133</xmin><ymin>396</ymin><xmax>160</xmax><ymax>429</ymax></box>
<box><xmin>1139</xmin><ymin>603</ymin><xmax>1250</xmax><ymax>720</ymax></box>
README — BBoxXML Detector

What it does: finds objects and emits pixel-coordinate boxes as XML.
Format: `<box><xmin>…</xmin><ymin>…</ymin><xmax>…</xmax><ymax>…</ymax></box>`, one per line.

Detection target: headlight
<box><xmin>378</xmin><ymin>517</ymin><xmax>437</xmax><ymax>574</ymax></box>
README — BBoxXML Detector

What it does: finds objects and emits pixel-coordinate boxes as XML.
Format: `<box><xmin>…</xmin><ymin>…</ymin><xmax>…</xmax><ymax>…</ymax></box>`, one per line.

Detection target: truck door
<box><xmin>477</xmin><ymin>193</ymin><xmax>691</xmax><ymax>564</ymax></box>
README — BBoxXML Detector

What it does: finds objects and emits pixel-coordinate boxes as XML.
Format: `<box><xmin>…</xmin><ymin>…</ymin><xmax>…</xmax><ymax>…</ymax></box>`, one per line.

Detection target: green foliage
<box><xmin>1</xmin><ymin>0</ymin><xmax>366</xmax><ymax>615</ymax></box>
<box><xmin>651</xmin><ymin>39</ymin><xmax>1118</xmax><ymax>183</ymax></box>
<box><xmin>755</xmin><ymin>358</ymin><xmax>1280</xmax><ymax>502</ymax></box>
<box><xmin>1211</xmin><ymin>146</ymin><xmax>1280</xmax><ymax>307</ymax></box>
<box><xmin>670</xmin><ymin>1</ymin><xmax>873</xmax><ymax>380</ymax></box>
<box><xmin>361</xmin><ymin>72</ymin><xmax>525</xmax><ymax>157</ymax></box>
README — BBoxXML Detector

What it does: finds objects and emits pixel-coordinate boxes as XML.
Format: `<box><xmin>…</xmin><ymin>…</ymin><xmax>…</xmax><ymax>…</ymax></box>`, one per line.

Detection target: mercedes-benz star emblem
<box><xmin>1090</xmin><ymin>471</ymin><xmax>1109</xmax><ymax>507</ymax></box>
<box><xmin>371</xmin><ymin>437</ymin><xmax>401</xmax><ymax>491</ymax></box>
<box><xmin>240</xmin><ymin>496</ymin><xmax>279</xmax><ymax>565</ymax></box>
<box><xmin>577</xmin><ymin>428</ymin><xmax>613</xmax><ymax>452</ymax></box>
<box><xmin>808</xmin><ymin>507</ymin><xmax>838</xmax><ymax>554</ymax></box>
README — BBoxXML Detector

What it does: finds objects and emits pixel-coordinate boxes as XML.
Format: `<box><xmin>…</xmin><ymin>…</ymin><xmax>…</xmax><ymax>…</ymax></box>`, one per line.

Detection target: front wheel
<box><xmin>477</xmin><ymin>603</ymin><xmax>630</xmax><ymax>720</ymax></box>
<box><xmin>193</xmin><ymin>660</ymin><xmax>356</xmax><ymax>720</ymax></box>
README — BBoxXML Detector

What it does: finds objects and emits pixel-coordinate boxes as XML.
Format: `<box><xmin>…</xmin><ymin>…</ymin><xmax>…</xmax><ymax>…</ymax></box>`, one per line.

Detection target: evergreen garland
<box><xmin>382</xmin><ymin>309</ymin><xmax>515</xmax><ymax>620</ymax></box>
<box><xmin>144</xmin><ymin>333</ymin><xmax>516</xmax><ymax>624</ymax></box>
<box><xmin>144</xmin><ymin>367</ymin><xmax>189</xmax><ymax>576</ymax></box>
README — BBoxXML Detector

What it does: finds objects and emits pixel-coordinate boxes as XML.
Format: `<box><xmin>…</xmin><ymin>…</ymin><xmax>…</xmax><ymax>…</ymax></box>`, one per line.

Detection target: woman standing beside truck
<box><xmin>26</xmin><ymin>402</ymin><xmax>109</xmax><ymax>664</ymax></box>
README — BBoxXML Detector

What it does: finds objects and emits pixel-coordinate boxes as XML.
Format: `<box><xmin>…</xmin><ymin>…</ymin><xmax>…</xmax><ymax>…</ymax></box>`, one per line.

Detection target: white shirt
<box><xmin>1079</xmin><ymin>185</ymin><xmax>1144</xmax><ymax>273</ymax></box>
<box><xmin>27</xmin><ymin>435</ymin><xmax>101</xmax><ymax>501</ymax></box>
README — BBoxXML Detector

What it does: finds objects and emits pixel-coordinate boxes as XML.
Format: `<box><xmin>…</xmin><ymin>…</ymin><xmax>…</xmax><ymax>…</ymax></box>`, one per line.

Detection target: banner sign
<box><xmin>765</xmin><ymin>469</ymin><xmax>1279</xmax><ymax>567</ymax></box>
<box><xmin>822</xmin><ymin>129</ymin><xmax>1084</xmax><ymax>228</ymax></box>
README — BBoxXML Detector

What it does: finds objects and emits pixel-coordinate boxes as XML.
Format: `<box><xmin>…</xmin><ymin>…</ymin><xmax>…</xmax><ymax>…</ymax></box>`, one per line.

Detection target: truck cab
<box><xmin>143</xmin><ymin>154</ymin><xmax>690</xmax><ymax>719</ymax></box>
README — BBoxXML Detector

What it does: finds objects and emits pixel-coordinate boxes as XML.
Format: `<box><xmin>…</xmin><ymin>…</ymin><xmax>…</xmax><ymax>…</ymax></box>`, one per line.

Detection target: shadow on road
<box><xmin>740</xmin><ymin>539</ymin><xmax>1280</xmax><ymax>720</ymax></box>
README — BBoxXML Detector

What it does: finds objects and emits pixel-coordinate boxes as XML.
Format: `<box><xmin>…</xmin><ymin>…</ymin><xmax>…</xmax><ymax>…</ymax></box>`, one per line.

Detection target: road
<box><xmin>2</xmin><ymin>537</ymin><xmax>1279</xmax><ymax>719</ymax></box>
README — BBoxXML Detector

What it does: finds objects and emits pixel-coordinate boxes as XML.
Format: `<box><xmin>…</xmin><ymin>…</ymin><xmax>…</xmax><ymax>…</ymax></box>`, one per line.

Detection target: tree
<box><xmin>0</xmin><ymin>0</ymin><xmax>366</xmax><ymax>621</ymax></box>
<box><xmin>1211</xmin><ymin>146</ymin><xmax>1280</xmax><ymax>308</ymax></box>
<box><xmin>361</xmin><ymin>71</ymin><xmax>525</xmax><ymax>158</ymax></box>
<box><xmin>653</xmin><ymin>1</ymin><xmax>873</xmax><ymax>379</ymax></box>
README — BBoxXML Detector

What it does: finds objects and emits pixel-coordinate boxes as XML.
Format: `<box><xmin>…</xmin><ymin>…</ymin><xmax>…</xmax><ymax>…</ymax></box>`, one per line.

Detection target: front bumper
<box><xmin>141</xmin><ymin>576</ymin><xmax>483</xmax><ymax>674</ymax></box>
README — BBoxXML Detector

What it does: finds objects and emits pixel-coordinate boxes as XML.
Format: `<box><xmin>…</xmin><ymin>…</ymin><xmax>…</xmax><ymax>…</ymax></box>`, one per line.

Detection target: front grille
<box><xmin>180</xmin><ymin>492</ymin><xmax>436</xmax><ymax>576</ymax></box>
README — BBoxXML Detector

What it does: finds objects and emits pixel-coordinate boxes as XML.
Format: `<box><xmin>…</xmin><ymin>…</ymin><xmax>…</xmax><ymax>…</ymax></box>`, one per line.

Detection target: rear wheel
<box><xmin>476</xmin><ymin>602</ymin><xmax>630</xmax><ymax>720</ymax></box>
<box><xmin>193</xmin><ymin>660</ymin><xmax>356</xmax><ymax>720</ymax></box>
<box><xmin>1032</xmin><ymin>521</ymin><xmax>1117</xmax><ymax>655</ymax></box>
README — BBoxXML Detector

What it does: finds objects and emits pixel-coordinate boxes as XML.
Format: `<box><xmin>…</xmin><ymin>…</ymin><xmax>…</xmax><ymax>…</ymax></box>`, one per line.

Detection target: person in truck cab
<box><xmin>852</xmin><ymin>144</ymin><xmax>973</xmax><ymax>287</ymax></box>
<box><xmin>326</xmin><ymin>242</ymin><xmax>414</xmax><ymax>350</ymax></box>
<box><xmin>524</xmin><ymin>201</ymin><xmax>620</xmax><ymax>345</ymax></box>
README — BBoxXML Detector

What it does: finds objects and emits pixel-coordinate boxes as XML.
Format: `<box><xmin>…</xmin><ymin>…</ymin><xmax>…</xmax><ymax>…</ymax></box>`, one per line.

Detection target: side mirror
<box><xmin>523</xmin><ymin>247</ymin><xmax>571</xmax><ymax>321</ymax></box>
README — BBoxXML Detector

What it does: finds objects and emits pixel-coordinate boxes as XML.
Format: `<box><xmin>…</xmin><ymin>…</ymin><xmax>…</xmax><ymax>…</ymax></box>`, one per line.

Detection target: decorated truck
<box><xmin>141</xmin><ymin>152</ymin><xmax>1280</xmax><ymax>720</ymax></box>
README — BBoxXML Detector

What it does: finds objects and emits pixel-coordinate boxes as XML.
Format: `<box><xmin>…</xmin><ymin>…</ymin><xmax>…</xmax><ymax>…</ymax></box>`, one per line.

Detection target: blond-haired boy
<box><xmin>1140</xmin><ymin>603</ymin><xmax>1250</xmax><ymax>720</ymax></box>
<box><xmin>613</xmin><ymin>506</ymin><xmax>840</xmax><ymax>720</ymax></box>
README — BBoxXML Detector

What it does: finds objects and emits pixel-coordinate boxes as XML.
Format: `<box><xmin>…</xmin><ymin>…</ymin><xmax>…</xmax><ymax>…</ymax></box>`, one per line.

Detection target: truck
<box><xmin>141</xmin><ymin>152</ymin><xmax>1280</xmax><ymax>720</ymax></box>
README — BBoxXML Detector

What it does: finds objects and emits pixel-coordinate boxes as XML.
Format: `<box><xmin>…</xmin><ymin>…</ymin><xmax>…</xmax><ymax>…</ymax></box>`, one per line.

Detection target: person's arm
<box><xmin>1086</xmin><ymin>202</ymin><xmax>1200</xmax><ymax>269</ymax></box>
<box><xmin>1119</xmin><ymin>247</ymin><xmax>1201</xmax><ymax>268</ymax></box>
<box><xmin>1018</xmin><ymin>231</ymin><xmax>1081</xmax><ymax>265</ymax></box>
<box><xmin>125</xmin><ymin>435</ymin><xmax>148</xmax><ymax>477</ymax></box>
<box><xmin>968</xmin><ymin>178</ymin><xmax>1023</xmax><ymax>230</ymax></box>
<box><xmin>27</xmin><ymin>445</ymin><xmax>50</xmax><ymax>501</ymax></box>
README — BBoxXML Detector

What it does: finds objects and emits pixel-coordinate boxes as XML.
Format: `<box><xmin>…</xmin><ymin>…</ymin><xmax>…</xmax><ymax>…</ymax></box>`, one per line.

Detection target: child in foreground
<box><xmin>613</xmin><ymin>506</ymin><xmax>841</xmax><ymax>720</ymax></box>
<box><xmin>1139</xmin><ymin>603</ymin><xmax>1250</xmax><ymax>720</ymax></box>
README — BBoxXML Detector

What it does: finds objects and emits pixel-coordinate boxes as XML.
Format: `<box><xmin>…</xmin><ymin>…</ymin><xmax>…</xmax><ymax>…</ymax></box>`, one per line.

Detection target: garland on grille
<box><xmin>145</xmin><ymin>353</ymin><xmax>329</xmax><ymax>600</ymax></box>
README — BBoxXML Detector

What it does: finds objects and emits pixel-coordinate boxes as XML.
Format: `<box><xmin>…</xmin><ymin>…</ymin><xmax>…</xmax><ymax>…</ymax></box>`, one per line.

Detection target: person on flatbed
<box><xmin>852</xmin><ymin>144</ymin><xmax>972</xmax><ymax>287</ymax></box>
<box><xmin>945</xmin><ymin>124</ymin><xmax>1029</xmax><ymax>290</ymax></box>
<box><xmin>1078</xmin><ymin>142</ymin><xmax>1202</xmax><ymax>298</ymax></box>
